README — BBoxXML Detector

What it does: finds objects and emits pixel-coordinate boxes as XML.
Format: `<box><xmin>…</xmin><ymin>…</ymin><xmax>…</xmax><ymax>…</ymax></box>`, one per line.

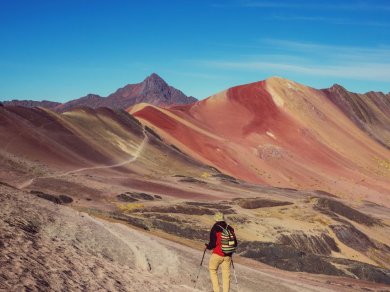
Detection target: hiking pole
<box><xmin>231</xmin><ymin>256</ymin><xmax>239</xmax><ymax>292</ymax></box>
<box><xmin>194</xmin><ymin>247</ymin><xmax>207</xmax><ymax>289</ymax></box>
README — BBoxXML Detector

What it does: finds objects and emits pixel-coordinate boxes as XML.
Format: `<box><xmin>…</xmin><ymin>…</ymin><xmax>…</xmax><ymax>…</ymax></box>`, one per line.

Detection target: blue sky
<box><xmin>0</xmin><ymin>0</ymin><xmax>389</xmax><ymax>102</ymax></box>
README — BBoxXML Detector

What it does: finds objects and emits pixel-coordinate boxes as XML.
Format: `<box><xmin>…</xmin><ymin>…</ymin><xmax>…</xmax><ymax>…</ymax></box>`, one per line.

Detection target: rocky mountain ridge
<box><xmin>2</xmin><ymin>73</ymin><xmax>197</xmax><ymax>112</ymax></box>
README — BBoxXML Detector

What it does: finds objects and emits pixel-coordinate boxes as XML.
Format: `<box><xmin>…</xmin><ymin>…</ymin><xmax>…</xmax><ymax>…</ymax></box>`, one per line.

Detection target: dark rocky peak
<box><xmin>329</xmin><ymin>84</ymin><xmax>348</xmax><ymax>93</ymax></box>
<box><xmin>365</xmin><ymin>90</ymin><xmax>388</xmax><ymax>96</ymax></box>
<box><xmin>141</xmin><ymin>73</ymin><xmax>169</xmax><ymax>93</ymax></box>
<box><xmin>144</xmin><ymin>73</ymin><xmax>166</xmax><ymax>84</ymax></box>
<box><xmin>328</xmin><ymin>84</ymin><xmax>388</xmax><ymax>97</ymax></box>
<box><xmin>62</xmin><ymin>93</ymin><xmax>104</xmax><ymax>105</ymax></box>
<box><xmin>54</xmin><ymin>93</ymin><xmax>104</xmax><ymax>112</ymax></box>
<box><xmin>81</xmin><ymin>93</ymin><xmax>103</xmax><ymax>100</ymax></box>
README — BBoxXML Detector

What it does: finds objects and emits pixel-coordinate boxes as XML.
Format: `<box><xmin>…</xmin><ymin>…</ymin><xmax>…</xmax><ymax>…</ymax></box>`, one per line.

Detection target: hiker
<box><xmin>205</xmin><ymin>212</ymin><xmax>237</xmax><ymax>292</ymax></box>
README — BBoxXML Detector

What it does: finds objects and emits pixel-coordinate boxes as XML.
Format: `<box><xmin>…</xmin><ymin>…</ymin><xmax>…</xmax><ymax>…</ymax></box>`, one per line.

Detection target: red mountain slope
<box><xmin>130</xmin><ymin>77</ymin><xmax>390</xmax><ymax>206</ymax></box>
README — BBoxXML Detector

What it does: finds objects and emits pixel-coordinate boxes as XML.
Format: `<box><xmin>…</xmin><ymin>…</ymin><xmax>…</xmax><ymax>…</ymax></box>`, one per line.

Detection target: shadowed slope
<box><xmin>322</xmin><ymin>84</ymin><xmax>390</xmax><ymax>149</ymax></box>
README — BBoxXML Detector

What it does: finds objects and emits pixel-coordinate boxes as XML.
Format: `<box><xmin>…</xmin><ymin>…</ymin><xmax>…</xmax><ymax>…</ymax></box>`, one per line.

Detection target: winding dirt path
<box><xmin>18</xmin><ymin>128</ymin><xmax>149</xmax><ymax>189</ymax></box>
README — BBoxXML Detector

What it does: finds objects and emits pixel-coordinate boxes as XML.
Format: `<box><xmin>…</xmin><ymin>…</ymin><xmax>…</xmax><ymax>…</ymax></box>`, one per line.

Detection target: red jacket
<box><xmin>206</xmin><ymin>221</ymin><xmax>237</xmax><ymax>257</ymax></box>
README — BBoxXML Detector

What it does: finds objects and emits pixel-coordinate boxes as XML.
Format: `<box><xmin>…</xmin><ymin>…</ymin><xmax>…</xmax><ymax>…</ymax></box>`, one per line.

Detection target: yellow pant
<box><xmin>209</xmin><ymin>253</ymin><xmax>231</xmax><ymax>292</ymax></box>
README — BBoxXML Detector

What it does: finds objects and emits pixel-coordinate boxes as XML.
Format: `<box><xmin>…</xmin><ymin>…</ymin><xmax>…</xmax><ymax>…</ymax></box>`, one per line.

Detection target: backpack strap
<box><xmin>217</xmin><ymin>224</ymin><xmax>228</xmax><ymax>232</ymax></box>
<box><xmin>218</xmin><ymin>224</ymin><xmax>235</xmax><ymax>239</ymax></box>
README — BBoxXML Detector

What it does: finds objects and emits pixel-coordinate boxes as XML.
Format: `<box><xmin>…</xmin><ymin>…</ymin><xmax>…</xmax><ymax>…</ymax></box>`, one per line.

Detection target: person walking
<box><xmin>205</xmin><ymin>212</ymin><xmax>237</xmax><ymax>292</ymax></box>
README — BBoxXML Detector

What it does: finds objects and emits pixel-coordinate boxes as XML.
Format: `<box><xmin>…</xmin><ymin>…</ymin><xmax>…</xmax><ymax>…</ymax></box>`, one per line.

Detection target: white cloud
<box><xmin>161</xmin><ymin>69</ymin><xmax>224</xmax><ymax>80</ymax></box>
<box><xmin>266</xmin><ymin>15</ymin><xmax>390</xmax><ymax>27</ymax></box>
<box><xmin>262</xmin><ymin>39</ymin><xmax>390</xmax><ymax>60</ymax></box>
<box><xmin>195</xmin><ymin>40</ymin><xmax>390</xmax><ymax>83</ymax></box>
<box><xmin>201</xmin><ymin>60</ymin><xmax>390</xmax><ymax>82</ymax></box>
<box><xmin>213</xmin><ymin>0</ymin><xmax>390</xmax><ymax>11</ymax></box>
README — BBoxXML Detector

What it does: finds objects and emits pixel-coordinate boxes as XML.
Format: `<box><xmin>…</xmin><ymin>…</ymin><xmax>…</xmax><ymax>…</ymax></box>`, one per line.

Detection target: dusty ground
<box><xmin>1</xmin><ymin>185</ymin><xmax>389</xmax><ymax>292</ymax></box>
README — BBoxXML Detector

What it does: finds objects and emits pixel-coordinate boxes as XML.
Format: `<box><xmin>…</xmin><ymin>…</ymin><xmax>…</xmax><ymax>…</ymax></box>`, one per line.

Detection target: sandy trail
<box><xmin>17</xmin><ymin>128</ymin><xmax>149</xmax><ymax>189</ymax></box>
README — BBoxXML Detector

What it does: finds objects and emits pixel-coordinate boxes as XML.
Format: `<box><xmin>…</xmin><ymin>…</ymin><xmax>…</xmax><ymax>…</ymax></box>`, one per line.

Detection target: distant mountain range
<box><xmin>2</xmin><ymin>73</ymin><xmax>197</xmax><ymax>111</ymax></box>
<box><xmin>1</xmin><ymin>100</ymin><xmax>61</xmax><ymax>109</ymax></box>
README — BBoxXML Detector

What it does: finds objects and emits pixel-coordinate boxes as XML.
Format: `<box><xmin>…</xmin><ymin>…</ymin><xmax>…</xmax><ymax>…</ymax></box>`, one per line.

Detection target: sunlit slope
<box><xmin>130</xmin><ymin>77</ymin><xmax>390</xmax><ymax>205</ymax></box>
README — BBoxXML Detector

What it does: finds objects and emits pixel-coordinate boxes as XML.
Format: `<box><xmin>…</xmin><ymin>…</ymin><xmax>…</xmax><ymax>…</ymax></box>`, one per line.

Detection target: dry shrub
<box><xmin>117</xmin><ymin>203</ymin><xmax>144</xmax><ymax>213</ymax></box>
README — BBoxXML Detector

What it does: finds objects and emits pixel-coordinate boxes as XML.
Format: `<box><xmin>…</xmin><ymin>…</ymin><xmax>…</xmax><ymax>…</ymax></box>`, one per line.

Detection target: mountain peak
<box><xmin>145</xmin><ymin>72</ymin><xmax>163</xmax><ymax>80</ymax></box>
<box><xmin>266</xmin><ymin>76</ymin><xmax>290</xmax><ymax>82</ymax></box>
<box><xmin>143</xmin><ymin>73</ymin><xmax>166</xmax><ymax>84</ymax></box>
<box><xmin>328</xmin><ymin>84</ymin><xmax>348</xmax><ymax>94</ymax></box>
<box><xmin>103</xmin><ymin>73</ymin><xmax>197</xmax><ymax>108</ymax></box>
<box><xmin>331</xmin><ymin>83</ymin><xmax>345</xmax><ymax>89</ymax></box>
<box><xmin>139</xmin><ymin>73</ymin><xmax>175</xmax><ymax>101</ymax></box>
